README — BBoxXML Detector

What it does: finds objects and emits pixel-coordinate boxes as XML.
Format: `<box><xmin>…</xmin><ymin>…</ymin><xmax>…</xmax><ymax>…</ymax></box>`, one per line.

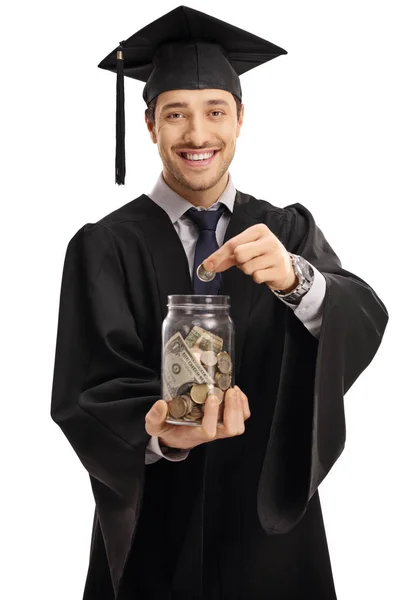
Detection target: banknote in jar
<box><xmin>163</xmin><ymin>327</ymin><xmax>233</xmax><ymax>426</ymax></box>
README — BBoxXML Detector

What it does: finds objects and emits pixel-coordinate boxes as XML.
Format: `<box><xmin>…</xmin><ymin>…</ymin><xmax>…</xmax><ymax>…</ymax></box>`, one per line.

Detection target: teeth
<box><xmin>182</xmin><ymin>151</ymin><xmax>215</xmax><ymax>161</ymax></box>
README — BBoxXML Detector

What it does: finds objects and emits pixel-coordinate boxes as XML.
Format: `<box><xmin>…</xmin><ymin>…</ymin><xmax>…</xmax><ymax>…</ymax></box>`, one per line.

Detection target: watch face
<box><xmin>294</xmin><ymin>255</ymin><xmax>313</xmax><ymax>283</ymax></box>
<box><xmin>293</xmin><ymin>255</ymin><xmax>305</xmax><ymax>284</ymax></box>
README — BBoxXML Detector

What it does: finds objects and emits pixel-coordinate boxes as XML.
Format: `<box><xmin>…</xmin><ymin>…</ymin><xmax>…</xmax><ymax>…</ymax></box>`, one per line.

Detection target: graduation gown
<box><xmin>50</xmin><ymin>189</ymin><xmax>389</xmax><ymax>600</ymax></box>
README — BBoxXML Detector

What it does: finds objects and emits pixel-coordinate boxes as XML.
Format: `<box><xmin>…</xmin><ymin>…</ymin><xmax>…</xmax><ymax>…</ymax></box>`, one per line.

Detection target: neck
<box><xmin>162</xmin><ymin>170</ymin><xmax>229</xmax><ymax>208</ymax></box>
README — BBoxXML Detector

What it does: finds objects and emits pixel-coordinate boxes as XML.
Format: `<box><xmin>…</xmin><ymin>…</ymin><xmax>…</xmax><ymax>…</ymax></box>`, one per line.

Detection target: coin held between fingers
<box><xmin>197</xmin><ymin>263</ymin><xmax>216</xmax><ymax>282</ymax></box>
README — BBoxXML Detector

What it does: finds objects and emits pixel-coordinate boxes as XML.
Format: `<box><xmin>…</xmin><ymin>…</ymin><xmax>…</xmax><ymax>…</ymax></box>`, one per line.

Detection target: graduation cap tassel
<box><xmin>115</xmin><ymin>41</ymin><xmax>126</xmax><ymax>185</ymax></box>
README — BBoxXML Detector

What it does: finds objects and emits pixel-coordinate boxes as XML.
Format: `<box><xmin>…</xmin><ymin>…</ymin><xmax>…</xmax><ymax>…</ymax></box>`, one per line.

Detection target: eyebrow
<box><xmin>160</xmin><ymin>99</ymin><xmax>230</xmax><ymax>113</ymax></box>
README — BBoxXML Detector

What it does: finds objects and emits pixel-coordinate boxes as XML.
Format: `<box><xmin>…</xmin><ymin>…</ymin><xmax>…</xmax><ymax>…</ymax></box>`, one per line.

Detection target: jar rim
<box><xmin>167</xmin><ymin>294</ymin><xmax>230</xmax><ymax>308</ymax></box>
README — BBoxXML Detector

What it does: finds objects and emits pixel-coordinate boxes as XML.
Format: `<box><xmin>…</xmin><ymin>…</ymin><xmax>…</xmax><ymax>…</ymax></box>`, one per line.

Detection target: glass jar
<box><xmin>161</xmin><ymin>295</ymin><xmax>235</xmax><ymax>426</ymax></box>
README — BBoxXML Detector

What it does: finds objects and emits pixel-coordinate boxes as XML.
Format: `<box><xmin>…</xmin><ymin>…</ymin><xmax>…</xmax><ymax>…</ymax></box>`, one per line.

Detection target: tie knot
<box><xmin>186</xmin><ymin>204</ymin><xmax>227</xmax><ymax>232</ymax></box>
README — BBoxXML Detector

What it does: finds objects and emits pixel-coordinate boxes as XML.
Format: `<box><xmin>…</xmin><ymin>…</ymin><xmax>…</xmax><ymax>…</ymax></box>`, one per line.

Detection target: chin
<box><xmin>180</xmin><ymin>172</ymin><xmax>224</xmax><ymax>192</ymax></box>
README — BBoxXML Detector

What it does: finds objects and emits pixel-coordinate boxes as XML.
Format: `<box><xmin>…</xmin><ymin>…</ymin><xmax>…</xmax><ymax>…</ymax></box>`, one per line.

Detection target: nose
<box><xmin>182</xmin><ymin>114</ymin><xmax>210</xmax><ymax>148</ymax></box>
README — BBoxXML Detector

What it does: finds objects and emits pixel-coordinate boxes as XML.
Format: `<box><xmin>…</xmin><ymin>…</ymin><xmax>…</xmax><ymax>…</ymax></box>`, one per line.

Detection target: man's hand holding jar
<box><xmin>145</xmin><ymin>385</ymin><xmax>250</xmax><ymax>450</ymax></box>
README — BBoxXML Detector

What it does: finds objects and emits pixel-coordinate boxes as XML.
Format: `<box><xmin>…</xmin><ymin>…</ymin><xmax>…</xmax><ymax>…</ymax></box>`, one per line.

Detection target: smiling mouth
<box><xmin>177</xmin><ymin>149</ymin><xmax>220</xmax><ymax>166</ymax></box>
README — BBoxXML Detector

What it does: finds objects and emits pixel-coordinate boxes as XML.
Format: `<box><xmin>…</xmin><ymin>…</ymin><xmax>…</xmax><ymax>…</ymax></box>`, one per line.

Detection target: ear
<box><xmin>145</xmin><ymin>114</ymin><xmax>157</xmax><ymax>144</ymax></box>
<box><xmin>236</xmin><ymin>103</ymin><xmax>244</xmax><ymax>139</ymax></box>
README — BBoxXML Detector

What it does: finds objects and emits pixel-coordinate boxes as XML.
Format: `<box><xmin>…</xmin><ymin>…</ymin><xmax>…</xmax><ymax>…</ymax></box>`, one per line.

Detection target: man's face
<box><xmin>146</xmin><ymin>88</ymin><xmax>244</xmax><ymax>193</ymax></box>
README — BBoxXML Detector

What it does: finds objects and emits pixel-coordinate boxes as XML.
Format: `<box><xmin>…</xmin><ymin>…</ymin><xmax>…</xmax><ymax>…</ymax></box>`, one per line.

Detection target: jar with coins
<box><xmin>161</xmin><ymin>295</ymin><xmax>235</xmax><ymax>426</ymax></box>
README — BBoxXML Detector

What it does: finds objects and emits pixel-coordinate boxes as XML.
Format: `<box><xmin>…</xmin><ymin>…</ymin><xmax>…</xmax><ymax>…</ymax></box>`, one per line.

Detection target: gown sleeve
<box><xmin>258</xmin><ymin>202</ymin><xmax>389</xmax><ymax>534</ymax></box>
<box><xmin>50</xmin><ymin>223</ymin><xmax>161</xmax><ymax>499</ymax></box>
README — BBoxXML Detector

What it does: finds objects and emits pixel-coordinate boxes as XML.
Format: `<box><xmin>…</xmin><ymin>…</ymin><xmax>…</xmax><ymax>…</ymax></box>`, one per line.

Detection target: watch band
<box><xmin>272</xmin><ymin>254</ymin><xmax>314</xmax><ymax>304</ymax></box>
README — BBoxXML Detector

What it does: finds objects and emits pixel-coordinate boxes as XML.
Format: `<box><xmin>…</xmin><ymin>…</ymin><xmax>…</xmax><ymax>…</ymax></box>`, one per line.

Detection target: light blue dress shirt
<box><xmin>145</xmin><ymin>172</ymin><xmax>327</xmax><ymax>464</ymax></box>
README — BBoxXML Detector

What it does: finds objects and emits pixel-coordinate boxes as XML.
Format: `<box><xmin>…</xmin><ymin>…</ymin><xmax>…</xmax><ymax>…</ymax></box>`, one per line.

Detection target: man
<box><xmin>50</xmin><ymin>6</ymin><xmax>389</xmax><ymax>600</ymax></box>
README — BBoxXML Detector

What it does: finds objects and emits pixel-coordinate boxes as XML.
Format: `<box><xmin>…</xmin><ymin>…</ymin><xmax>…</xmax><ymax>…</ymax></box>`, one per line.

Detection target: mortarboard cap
<box><xmin>98</xmin><ymin>5</ymin><xmax>287</xmax><ymax>185</ymax></box>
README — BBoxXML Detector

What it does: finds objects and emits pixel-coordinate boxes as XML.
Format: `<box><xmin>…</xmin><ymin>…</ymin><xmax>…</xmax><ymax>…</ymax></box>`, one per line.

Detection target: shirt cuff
<box><xmin>278</xmin><ymin>262</ymin><xmax>327</xmax><ymax>339</ymax></box>
<box><xmin>145</xmin><ymin>435</ymin><xmax>190</xmax><ymax>465</ymax></box>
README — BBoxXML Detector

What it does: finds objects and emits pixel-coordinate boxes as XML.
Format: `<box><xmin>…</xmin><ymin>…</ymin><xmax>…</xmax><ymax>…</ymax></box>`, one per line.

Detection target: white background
<box><xmin>1</xmin><ymin>1</ymin><xmax>399</xmax><ymax>598</ymax></box>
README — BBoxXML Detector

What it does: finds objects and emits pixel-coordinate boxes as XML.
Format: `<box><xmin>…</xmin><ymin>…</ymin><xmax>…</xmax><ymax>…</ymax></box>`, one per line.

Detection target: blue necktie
<box><xmin>186</xmin><ymin>204</ymin><xmax>227</xmax><ymax>295</ymax></box>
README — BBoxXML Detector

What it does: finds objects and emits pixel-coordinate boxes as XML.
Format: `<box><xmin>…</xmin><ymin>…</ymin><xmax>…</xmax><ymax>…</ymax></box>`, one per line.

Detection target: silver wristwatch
<box><xmin>272</xmin><ymin>253</ymin><xmax>314</xmax><ymax>305</ymax></box>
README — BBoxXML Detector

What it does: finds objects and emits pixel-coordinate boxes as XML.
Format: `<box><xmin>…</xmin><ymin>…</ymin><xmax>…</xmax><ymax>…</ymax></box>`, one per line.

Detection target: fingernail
<box><xmin>208</xmin><ymin>395</ymin><xmax>219</xmax><ymax>406</ymax></box>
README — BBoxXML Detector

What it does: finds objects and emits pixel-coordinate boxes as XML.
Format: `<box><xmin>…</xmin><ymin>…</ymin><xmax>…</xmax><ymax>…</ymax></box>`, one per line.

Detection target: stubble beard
<box><xmin>161</xmin><ymin>144</ymin><xmax>235</xmax><ymax>192</ymax></box>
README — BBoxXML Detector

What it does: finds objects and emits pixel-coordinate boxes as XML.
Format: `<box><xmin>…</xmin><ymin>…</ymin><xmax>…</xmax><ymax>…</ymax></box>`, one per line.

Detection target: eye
<box><xmin>167</xmin><ymin>113</ymin><xmax>184</xmax><ymax>119</ymax></box>
<box><xmin>210</xmin><ymin>111</ymin><xmax>224</xmax><ymax>117</ymax></box>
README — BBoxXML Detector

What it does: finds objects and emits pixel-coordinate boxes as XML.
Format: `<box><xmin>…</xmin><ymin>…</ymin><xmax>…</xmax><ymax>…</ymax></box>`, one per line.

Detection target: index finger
<box><xmin>203</xmin><ymin>224</ymin><xmax>266</xmax><ymax>272</ymax></box>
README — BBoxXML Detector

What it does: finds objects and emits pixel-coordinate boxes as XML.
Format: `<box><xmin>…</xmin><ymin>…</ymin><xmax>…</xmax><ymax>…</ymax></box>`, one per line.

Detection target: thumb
<box><xmin>145</xmin><ymin>399</ymin><xmax>168</xmax><ymax>435</ymax></box>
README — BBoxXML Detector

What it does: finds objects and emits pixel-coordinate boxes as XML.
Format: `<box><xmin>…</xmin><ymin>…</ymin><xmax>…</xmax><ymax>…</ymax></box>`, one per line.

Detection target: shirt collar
<box><xmin>147</xmin><ymin>172</ymin><xmax>236</xmax><ymax>224</ymax></box>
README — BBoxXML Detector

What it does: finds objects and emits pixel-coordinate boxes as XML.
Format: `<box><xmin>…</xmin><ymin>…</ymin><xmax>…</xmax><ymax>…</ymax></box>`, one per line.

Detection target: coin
<box><xmin>207</xmin><ymin>386</ymin><xmax>224</xmax><ymax>404</ymax></box>
<box><xmin>168</xmin><ymin>395</ymin><xmax>190</xmax><ymax>419</ymax></box>
<box><xmin>176</xmin><ymin>381</ymin><xmax>197</xmax><ymax>397</ymax></box>
<box><xmin>217</xmin><ymin>351</ymin><xmax>232</xmax><ymax>374</ymax></box>
<box><xmin>196</xmin><ymin>263</ymin><xmax>216</xmax><ymax>282</ymax></box>
<box><xmin>183</xmin><ymin>412</ymin><xmax>200</xmax><ymax>422</ymax></box>
<box><xmin>204</xmin><ymin>364</ymin><xmax>217</xmax><ymax>380</ymax></box>
<box><xmin>181</xmin><ymin>394</ymin><xmax>195</xmax><ymax>410</ymax></box>
<box><xmin>185</xmin><ymin>404</ymin><xmax>203</xmax><ymax>421</ymax></box>
<box><xmin>215</xmin><ymin>372</ymin><xmax>232</xmax><ymax>391</ymax></box>
<box><xmin>190</xmin><ymin>384</ymin><xmax>209</xmax><ymax>405</ymax></box>
<box><xmin>200</xmin><ymin>350</ymin><xmax>218</xmax><ymax>367</ymax></box>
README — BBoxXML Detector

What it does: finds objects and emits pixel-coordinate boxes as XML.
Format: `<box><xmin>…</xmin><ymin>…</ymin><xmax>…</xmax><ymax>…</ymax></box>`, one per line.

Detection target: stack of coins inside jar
<box><xmin>163</xmin><ymin>324</ymin><xmax>233</xmax><ymax>426</ymax></box>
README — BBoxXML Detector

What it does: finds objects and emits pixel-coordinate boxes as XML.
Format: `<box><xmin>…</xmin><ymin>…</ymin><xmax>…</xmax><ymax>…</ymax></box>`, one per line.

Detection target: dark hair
<box><xmin>145</xmin><ymin>93</ymin><xmax>242</xmax><ymax>124</ymax></box>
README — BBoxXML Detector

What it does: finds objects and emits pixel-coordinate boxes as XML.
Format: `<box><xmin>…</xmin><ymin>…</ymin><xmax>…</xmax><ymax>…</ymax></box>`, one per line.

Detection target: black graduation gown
<box><xmin>50</xmin><ymin>189</ymin><xmax>389</xmax><ymax>600</ymax></box>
